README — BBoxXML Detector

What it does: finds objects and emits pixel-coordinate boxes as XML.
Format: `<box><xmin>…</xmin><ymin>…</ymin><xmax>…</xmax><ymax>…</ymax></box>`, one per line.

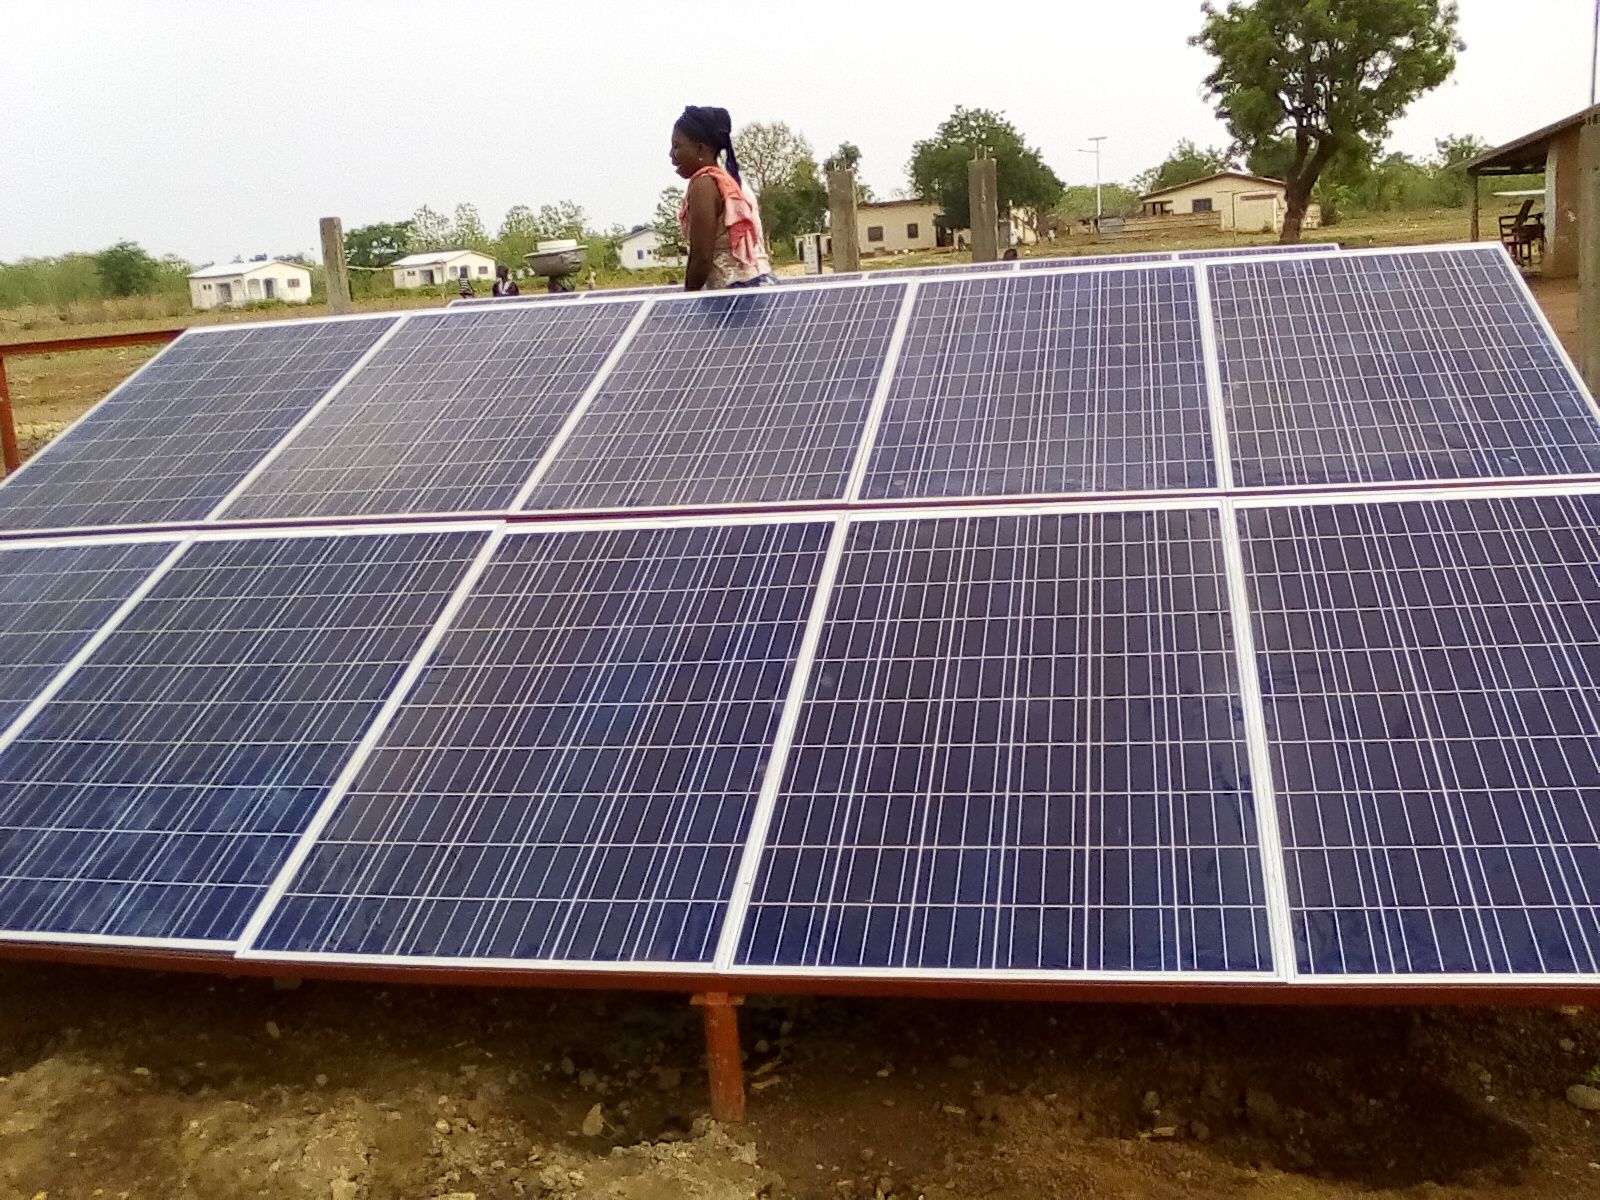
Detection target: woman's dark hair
<box><xmin>674</xmin><ymin>105</ymin><xmax>741</xmax><ymax>183</ymax></box>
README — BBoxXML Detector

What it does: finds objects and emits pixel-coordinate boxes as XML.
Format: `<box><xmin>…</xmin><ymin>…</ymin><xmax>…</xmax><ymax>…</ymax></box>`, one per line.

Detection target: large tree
<box><xmin>407</xmin><ymin>205</ymin><xmax>452</xmax><ymax>252</ymax></box>
<box><xmin>762</xmin><ymin>158</ymin><xmax>829</xmax><ymax>247</ymax></box>
<box><xmin>736</xmin><ymin>121</ymin><xmax>813</xmax><ymax>198</ymax></box>
<box><xmin>1135</xmin><ymin>140</ymin><xmax>1234</xmax><ymax>196</ymax></box>
<box><xmin>1194</xmin><ymin>0</ymin><xmax>1461</xmax><ymax>242</ymax></box>
<box><xmin>908</xmin><ymin>107</ymin><xmax>1062</xmax><ymax>231</ymax></box>
<box><xmin>344</xmin><ymin>221</ymin><xmax>413</xmax><ymax>268</ymax></box>
<box><xmin>94</xmin><ymin>241</ymin><xmax>159</xmax><ymax>297</ymax></box>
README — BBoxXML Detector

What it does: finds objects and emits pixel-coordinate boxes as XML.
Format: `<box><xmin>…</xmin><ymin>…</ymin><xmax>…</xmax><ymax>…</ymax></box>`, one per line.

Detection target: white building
<box><xmin>618</xmin><ymin>226</ymin><xmax>683</xmax><ymax>270</ymax></box>
<box><xmin>390</xmin><ymin>250</ymin><xmax>497</xmax><ymax>289</ymax></box>
<box><xmin>1138</xmin><ymin>172</ymin><xmax>1322</xmax><ymax>233</ymax></box>
<box><xmin>188</xmin><ymin>259</ymin><xmax>312</xmax><ymax>310</ymax></box>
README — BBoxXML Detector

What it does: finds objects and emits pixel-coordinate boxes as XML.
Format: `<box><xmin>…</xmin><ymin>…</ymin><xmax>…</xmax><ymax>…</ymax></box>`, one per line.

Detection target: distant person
<box><xmin>670</xmin><ymin>105</ymin><xmax>777</xmax><ymax>291</ymax></box>
<box><xmin>1002</xmin><ymin>247</ymin><xmax>1018</xmax><ymax>261</ymax></box>
<box><xmin>457</xmin><ymin>276</ymin><xmax>474</xmax><ymax>299</ymax></box>
<box><xmin>492</xmin><ymin>265</ymin><xmax>520</xmax><ymax>297</ymax></box>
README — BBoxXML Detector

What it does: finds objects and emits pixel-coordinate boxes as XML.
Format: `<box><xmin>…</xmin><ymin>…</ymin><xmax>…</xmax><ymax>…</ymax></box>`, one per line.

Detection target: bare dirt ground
<box><xmin>3</xmin><ymin>964</ymin><xmax>1600</xmax><ymax>1199</ymax></box>
<box><xmin>2</xmin><ymin>248</ymin><xmax>1598</xmax><ymax>1200</ymax></box>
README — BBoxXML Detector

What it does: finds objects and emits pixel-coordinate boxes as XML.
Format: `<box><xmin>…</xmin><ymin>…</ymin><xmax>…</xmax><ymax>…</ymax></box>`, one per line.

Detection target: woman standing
<box><xmin>670</xmin><ymin>106</ymin><xmax>777</xmax><ymax>291</ymax></box>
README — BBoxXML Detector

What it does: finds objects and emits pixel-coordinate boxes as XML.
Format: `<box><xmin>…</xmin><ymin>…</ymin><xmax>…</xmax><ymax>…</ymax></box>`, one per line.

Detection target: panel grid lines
<box><xmin>524</xmin><ymin>287</ymin><xmax>906</xmax><ymax>511</ymax></box>
<box><xmin>0</xmin><ymin>530</ymin><xmax>485</xmax><ymax>944</ymax></box>
<box><xmin>250</xmin><ymin>521</ymin><xmax>832</xmax><ymax>967</ymax></box>
<box><xmin>1212</xmin><ymin>247</ymin><xmax>1600</xmax><ymax>488</ymax></box>
<box><xmin>0</xmin><ymin>541</ymin><xmax>175</xmax><ymax>732</ymax></box>
<box><xmin>222</xmin><ymin>305</ymin><xmax>642</xmax><ymax>520</ymax></box>
<box><xmin>862</xmin><ymin>267</ymin><xmax>1214</xmax><ymax>501</ymax></box>
<box><xmin>1241</xmin><ymin>493</ymin><xmax>1600</xmax><ymax>977</ymax></box>
<box><xmin>0</xmin><ymin>319</ymin><xmax>395</xmax><ymax>533</ymax></box>
<box><xmin>735</xmin><ymin>508</ymin><xmax>1273</xmax><ymax>975</ymax></box>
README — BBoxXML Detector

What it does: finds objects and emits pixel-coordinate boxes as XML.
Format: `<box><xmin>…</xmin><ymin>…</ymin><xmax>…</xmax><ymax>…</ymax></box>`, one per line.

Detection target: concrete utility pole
<box><xmin>968</xmin><ymin>156</ymin><xmax>1000</xmax><ymax>262</ymax></box>
<box><xmin>319</xmin><ymin>217</ymin><xmax>352</xmax><ymax>314</ymax></box>
<box><xmin>826</xmin><ymin>169</ymin><xmax>861</xmax><ymax>273</ymax></box>
<box><xmin>1578</xmin><ymin>115</ymin><xmax>1600</xmax><ymax>395</ymax></box>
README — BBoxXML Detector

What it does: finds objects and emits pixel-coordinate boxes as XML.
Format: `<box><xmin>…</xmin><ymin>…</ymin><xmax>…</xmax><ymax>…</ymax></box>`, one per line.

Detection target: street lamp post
<box><xmin>1080</xmin><ymin>136</ymin><xmax>1108</xmax><ymax>222</ymax></box>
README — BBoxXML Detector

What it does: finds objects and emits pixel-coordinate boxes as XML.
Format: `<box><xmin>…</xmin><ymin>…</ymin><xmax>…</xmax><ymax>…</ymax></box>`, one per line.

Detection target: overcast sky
<box><xmin>3</xmin><ymin>0</ymin><xmax>1595</xmax><ymax>264</ymax></box>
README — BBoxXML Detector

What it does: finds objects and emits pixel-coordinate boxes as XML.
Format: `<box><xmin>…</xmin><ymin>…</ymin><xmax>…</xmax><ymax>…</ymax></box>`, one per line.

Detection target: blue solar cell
<box><xmin>524</xmin><ymin>286</ymin><xmax>906</xmax><ymax>511</ymax></box>
<box><xmin>0</xmin><ymin>539</ymin><xmax>174</xmax><ymax>731</ymax></box>
<box><xmin>1212</xmin><ymin>247</ymin><xmax>1600</xmax><ymax>488</ymax></box>
<box><xmin>221</xmin><ymin>304</ymin><xmax>641</xmax><ymax>520</ymax></box>
<box><xmin>861</xmin><ymin>267</ymin><xmax>1215</xmax><ymax>501</ymax></box>
<box><xmin>736</xmin><ymin>509</ymin><xmax>1271</xmax><ymax>974</ymax></box>
<box><xmin>0</xmin><ymin>320</ymin><xmax>395</xmax><ymax>533</ymax></box>
<box><xmin>1242</xmin><ymin>493</ymin><xmax>1600</xmax><ymax>976</ymax></box>
<box><xmin>0</xmin><ymin>530</ymin><xmax>485</xmax><ymax>944</ymax></box>
<box><xmin>251</xmin><ymin>521</ymin><xmax>832</xmax><ymax>966</ymax></box>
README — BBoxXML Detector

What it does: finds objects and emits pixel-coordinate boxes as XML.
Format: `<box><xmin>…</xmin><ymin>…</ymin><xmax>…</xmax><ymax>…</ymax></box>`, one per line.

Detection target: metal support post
<box><xmin>691</xmin><ymin>991</ymin><xmax>745</xmax><ymax>1122</ymax></box>
<box><xmin>0</xmin><ymin>357</ymin><xmax>18</xmax><ymax>474</ymax></box>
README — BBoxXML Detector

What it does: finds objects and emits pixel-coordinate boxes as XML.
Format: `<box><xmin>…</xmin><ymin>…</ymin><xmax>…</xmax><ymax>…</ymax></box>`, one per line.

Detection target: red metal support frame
<box><xmin>692</xmin><ymin>991</ymin><xmax>746</xmax><ymax>1122</ymax></box>
<box><xmin>0</xmin><ymin>329</ymin><xmax>185</xmax><ymax>477</ymax></box>
<box><xmin>0</xmin><ymin>359</ymin><xmax>18</xmax><ymax>475</ymax></box>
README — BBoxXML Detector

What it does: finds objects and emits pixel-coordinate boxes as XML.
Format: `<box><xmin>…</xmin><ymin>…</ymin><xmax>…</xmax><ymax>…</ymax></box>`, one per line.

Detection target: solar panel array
<box><xmin>3</xmin><ymin>240</ymin><xmax>1599</xmax><ymax>995</ymax></box>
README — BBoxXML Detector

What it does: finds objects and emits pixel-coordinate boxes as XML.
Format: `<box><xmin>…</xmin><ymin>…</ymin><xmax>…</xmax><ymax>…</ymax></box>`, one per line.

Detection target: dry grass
<box><xmin>852</xmin><ymin>207</ymin><xmax>1480</xmax><ymax>273</ymax></box>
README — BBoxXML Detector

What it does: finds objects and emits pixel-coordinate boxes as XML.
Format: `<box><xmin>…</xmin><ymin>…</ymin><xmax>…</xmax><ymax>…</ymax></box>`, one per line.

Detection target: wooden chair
<box><xmin>1499</xmin><ymin>198</ymin><xmax>1545</xmax><ymax>267</ymax></box>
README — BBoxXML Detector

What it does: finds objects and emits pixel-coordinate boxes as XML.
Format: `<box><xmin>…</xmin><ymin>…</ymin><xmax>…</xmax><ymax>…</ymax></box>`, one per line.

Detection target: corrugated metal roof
<box><xmin>390</xmin><ymin>250</ymin><xmax>492</xmax><ymax>268</ymax></box>
<box><xmin>188</xmin><ymin>259</ymin><xmax>309</xmax><ymax>279</ymax></box>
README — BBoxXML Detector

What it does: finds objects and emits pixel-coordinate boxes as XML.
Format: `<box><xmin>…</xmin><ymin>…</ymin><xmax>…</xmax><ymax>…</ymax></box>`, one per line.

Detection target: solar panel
<box><xmin>0</xmin><ymin>529</ymin><xmax>486</xmax><ymax>946</ymax></box>
<box><xmin>1017</xmin><ymin>252</ymin><xmax>1171</xmax><ymax>270</ymax></box>
<box><xmin>1211</xmin><ymin>247</ymin><xmax>1600</xmax><ymax>489</ymax></box>
<box><xmin>220</xmin><ymin>304</ymin><xmax>642</xmax><ymax>520</ymax></box>
<box><xmin>861</xmin><ymin>267</ymin><xmax>1215</xmax><ymax>501</ymax></box>
<box><xmin>248</xmin><ymin>520</ymin><xmax>832</xmax><ymax>967</ymax></box>
<box><xmin>0</xmin><ymin>539</ymin><xmax>175</xmax><ymax>732</ymax></box>
<box><xmin>872</xmin><ymin>260</ymin><xmax>1015</xmax><ymax>280</ymax></box>
<box><xmin>733</xmin><ymin>508</ymin><xmax>1272</xmax><ymax>975</ymax></box>
<box><xmin>1174</xmin><ymin>243</ymin><xmax>1339</xmax><ymax>260</ymax></box>
<box><xmin>1241</xmin><ymin>492</ymin><xmax>1600</xmax><ymax>978</ymax></box>
<box><xmin>523</xmin><ymin>285</ymin><xmax>906</xmax><ymax>512</ymax></box>
<box><xmin>451</xmin><ymin>284</ymin><xmax>679</xmax><ymax>307</ymax></box>
<box><xmin>0</xmin><ymin>319</ymin><xmax>395</xmax><ymax>534</ymax></box>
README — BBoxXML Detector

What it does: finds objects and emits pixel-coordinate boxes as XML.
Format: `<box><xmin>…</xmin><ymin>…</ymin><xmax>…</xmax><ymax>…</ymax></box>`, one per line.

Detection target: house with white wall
<box><xmin>188</xmin><ymin>259</ymin><xmax>312</xmax><ymax>310</ymax></box>
<box><xmin>1138</xmin><ymin>172</ymin><xmax>1322</xmax><ymax>233</ymax></box>
<box><xmin>619</xmin><ymin>226</ymin><xmax>683</xmax><ymax>270</ymax></box>
<box><xmin>390</xmin><ymin>250</ymin><xmax>497</xmax><ymax>289</ymax></box>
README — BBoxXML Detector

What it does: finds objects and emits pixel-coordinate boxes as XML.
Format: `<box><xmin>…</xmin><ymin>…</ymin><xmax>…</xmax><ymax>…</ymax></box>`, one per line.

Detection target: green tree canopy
<box><xmin>825</xmin><ymin>142</ymin><xmax>862</xmax><ymax>173</ymax></box>
<box><xmin>1194</xmin><ymin>0</ymin><xmax>1462</xmax><ymax>241</ymax></box>
<box><xmin>736</xmin><ymin>121</ymin><xmax>813</xmax><ymax>198</ymax></box>
<box><xmin>407</xmin><ymin>205</ymin><xmax>452</xmax><ymax>252</ymax></box>
<box><xmin>908</xmin><ymin>107</ymin><xmax>1062</xmax><ymax>230</ymax></box>
<box><xmin>344</xmin><ymin>221</ymin><xmax>413</xmax><ymax>268</ymax></box>
<box><xmin>762</xmin><ymin>158</ymin><xmax>829</xmax><ymax>247</ymax></box>
<box><xmin>652</xmin><ymin>187</ymin><xmax>686</xmax><ymax>258</ymax></box>
<box><xmin>94</xmin><ymin>241</ymin><xmax>160</xmax><ymax>297</ymax></box>
<box><xmin>1135</xmin><ymin>140</ymin><xmax>1234</xmax><ymax>195</ymax></box>
<box><xmin>452</xmin><ymin>203</ymin><xmax>490</xmax><ymax>251</ymax></box>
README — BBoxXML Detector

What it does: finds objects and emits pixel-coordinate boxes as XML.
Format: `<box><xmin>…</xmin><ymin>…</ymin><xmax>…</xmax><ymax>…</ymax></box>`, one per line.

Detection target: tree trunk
<box><xmin>1280</xmin><ymin>176</ymin><xmax>1312</xmax><ymax>245</ymax></box>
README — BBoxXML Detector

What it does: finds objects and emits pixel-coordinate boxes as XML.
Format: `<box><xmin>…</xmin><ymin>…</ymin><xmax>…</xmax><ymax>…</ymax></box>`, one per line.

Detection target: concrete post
<box><xmin>1578</xmin><ymin>119</ymin><xmax>1600</xmax><ymax>394</ymax></box>
<box><xmin>826</xmin><ymin>170</ymin><xmax>861</xmax><ymax>274</ymax></box>
<box><xmin>968</xmin><ymin>157</ymin><xmax>1000</xmax><ymax>262</ymax></box>
<box><xmin>319</xmin><ymin>217</ymin><xmax>352</xmax><ymax>315</ymax></box>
